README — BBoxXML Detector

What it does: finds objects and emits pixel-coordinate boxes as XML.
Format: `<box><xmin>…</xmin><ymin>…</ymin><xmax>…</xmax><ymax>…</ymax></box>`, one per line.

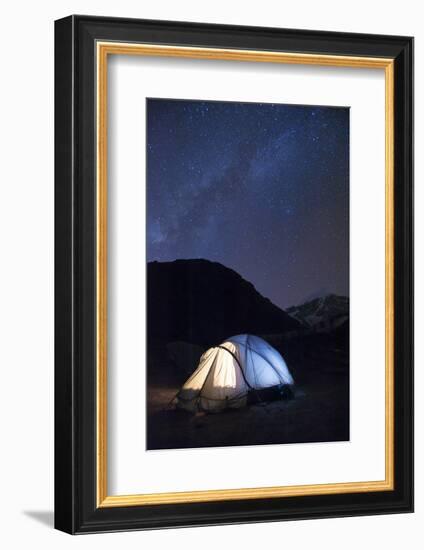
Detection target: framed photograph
<box><xmin>55</xmin><ymin>15</ymin><xmax>413</xmax><ymax>533</ymax></box>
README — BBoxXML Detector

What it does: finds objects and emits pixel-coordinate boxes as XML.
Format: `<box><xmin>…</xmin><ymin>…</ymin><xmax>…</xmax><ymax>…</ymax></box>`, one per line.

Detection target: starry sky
<box><xmin>146</xmin><ymin>98</ymin><xmax>349</xmax><ymax>309</ymax></box>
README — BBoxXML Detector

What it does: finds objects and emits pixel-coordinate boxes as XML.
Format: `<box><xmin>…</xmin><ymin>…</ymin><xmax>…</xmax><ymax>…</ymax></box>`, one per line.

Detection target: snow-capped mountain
<box><xmin>286</xmin><ymin>294</ymin><xmax>349</xmax><ymax>332</ymax></box>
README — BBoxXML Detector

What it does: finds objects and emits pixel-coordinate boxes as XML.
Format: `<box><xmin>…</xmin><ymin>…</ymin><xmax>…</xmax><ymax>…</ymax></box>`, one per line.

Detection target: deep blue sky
<box><xmin>146</xmin><ymin>98</ymin><xmax>349</xmax><ymax>309</ymax></box>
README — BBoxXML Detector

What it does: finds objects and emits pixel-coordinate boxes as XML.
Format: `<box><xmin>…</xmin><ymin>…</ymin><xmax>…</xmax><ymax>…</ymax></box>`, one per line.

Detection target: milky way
<box><xmin>146</xmin><ymin>98</ymin><xmax>349</xmax><ymax>309</ymax></box>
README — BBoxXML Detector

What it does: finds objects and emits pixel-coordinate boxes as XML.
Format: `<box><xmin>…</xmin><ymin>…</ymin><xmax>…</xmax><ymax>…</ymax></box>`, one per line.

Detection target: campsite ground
<box><xmin>146</xmin><ymin>334</ymin><xmax>349</xmax><ymax>450</ymax></box>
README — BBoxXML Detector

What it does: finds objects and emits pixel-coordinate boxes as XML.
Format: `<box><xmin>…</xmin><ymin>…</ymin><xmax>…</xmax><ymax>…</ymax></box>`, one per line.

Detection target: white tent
<box><xmin>176</xmin><ymin>334</ymin><xmax>294</xmax><ymax>413</ymax></box>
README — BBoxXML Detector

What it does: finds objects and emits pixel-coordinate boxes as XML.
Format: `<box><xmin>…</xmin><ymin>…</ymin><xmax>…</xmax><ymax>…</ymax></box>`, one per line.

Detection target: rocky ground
<box><xmin>146</xmin><ymin>334</ymin><xmax>349</xmax><ymax>450</ymax></box>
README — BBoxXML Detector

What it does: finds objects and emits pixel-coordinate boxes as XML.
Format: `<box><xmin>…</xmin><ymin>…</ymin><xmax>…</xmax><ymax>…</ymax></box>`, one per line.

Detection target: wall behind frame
<box><xmin>0</xmin><ymin>1</ymin><xmax>419</xmax><ymax>548</ymax></box>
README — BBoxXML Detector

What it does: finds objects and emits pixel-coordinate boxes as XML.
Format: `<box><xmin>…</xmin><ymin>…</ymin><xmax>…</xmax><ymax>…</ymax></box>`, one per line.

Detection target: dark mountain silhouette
<box><xmin>334</xmin><ymin>319</ymin><xmax>349</xmax><ymax>349</ymax></box>
<box><xmin>147</xmin><ymin>259</ymin><xmax>300</xmax><ymax>346</ymax></box>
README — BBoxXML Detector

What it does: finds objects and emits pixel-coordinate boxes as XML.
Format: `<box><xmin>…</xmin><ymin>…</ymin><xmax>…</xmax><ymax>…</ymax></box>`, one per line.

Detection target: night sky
<box><xmin>146</xmin><ymin>98</ymin><xmax>349</xmax><ymax>309</ymax></box>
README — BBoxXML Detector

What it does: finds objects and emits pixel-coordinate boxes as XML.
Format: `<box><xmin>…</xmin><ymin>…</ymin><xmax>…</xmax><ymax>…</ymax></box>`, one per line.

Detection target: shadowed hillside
<box><xmin>147</xmin><ymin>259</ymin><xmax>300</xmax><ymax>346</ymax></box>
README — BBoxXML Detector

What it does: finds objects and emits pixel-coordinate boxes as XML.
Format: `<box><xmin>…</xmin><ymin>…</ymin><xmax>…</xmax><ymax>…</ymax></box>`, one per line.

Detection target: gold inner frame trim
<box><xmin>96</xmin><ymin>41</ymin><xmax>395</xmax><ymax>508</ymax></box>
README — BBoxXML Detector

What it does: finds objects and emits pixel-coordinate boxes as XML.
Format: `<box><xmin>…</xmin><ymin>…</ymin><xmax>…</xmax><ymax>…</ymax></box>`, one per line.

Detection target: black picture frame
<box><xmin>55</xmin><ymin>15</ymin><xmax>413</xmax><ymax>534</ymax></box>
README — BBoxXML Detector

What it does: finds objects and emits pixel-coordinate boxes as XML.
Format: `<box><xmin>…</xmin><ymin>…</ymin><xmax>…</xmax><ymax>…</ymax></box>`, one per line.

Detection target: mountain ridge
<box><xmin>147</xmin><ymin>258</ymin><xmax>300</xmax><ymax>346</ymax></box>
<box><xmin>286</xmin><ymin>294</ymin><xmax>349</xmax><ymax>331</ymax></box>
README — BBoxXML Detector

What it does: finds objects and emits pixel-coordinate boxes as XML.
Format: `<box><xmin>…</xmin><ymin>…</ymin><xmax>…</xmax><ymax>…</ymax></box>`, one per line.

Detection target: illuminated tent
<box><xmin>176</xmin><ymin>334</ymin><xmax>294</xmax><ymax>413</ymax></box>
